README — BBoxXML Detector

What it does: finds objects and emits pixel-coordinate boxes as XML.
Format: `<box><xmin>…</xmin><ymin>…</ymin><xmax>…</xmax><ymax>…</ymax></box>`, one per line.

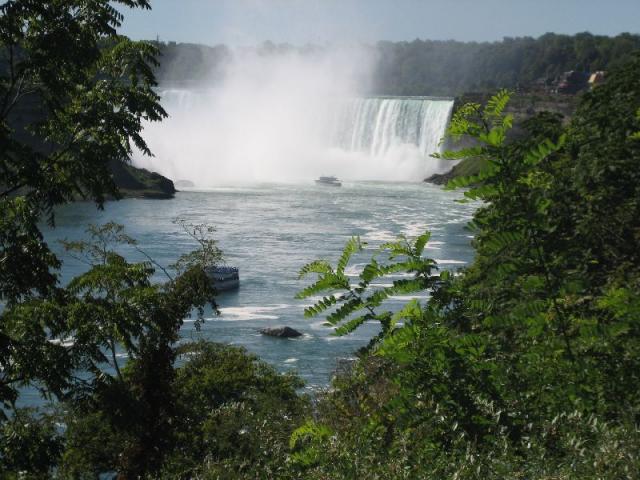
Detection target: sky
<box><xmin>119</xmin><ymin>0</ymin><xmax>640</xmax><ymax>46</ymax></box>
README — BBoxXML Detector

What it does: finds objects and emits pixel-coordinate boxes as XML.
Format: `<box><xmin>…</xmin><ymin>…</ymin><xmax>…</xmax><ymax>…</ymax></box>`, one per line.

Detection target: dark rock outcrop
<box><xmin>109</xmin><ymin>160</ymin><xmax>176</xmax><ymax>199</ymax></box>
<box><xmin>259</xmin><ymin>326</ymin><xmax>303</xmax><ymax>338</ymax></box>
<box><xmin>425</xmin><ymin>169</ymin><xmax>455</xmax><ymax>186</ymax></box>
<box><xmin>425</xmin><ymin>157</ymin><xmax>487</xmax><ymax>185</ymax></box>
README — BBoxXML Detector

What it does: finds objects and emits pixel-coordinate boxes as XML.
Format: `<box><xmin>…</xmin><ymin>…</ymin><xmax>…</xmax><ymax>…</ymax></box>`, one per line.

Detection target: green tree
<box><xmin>60</xmin><ymin>339</ymin><xmax>307</xmax><ymax>479</ymax></box>
<box><xmin>0</xmin><ymin>2</ymin><xmax>226</xmax><ymax>477</ymax></box>
<box><xmin>0</xmin><ymin>0</ymin><xmax>164</xmax><ymax>412</ymax></box>
<box><xmin>3</xmin><ymin>220</ymin><xmax>218</xmax><ymax>477</ymax></box>
<box><xmin>0</xmin><ymin>409</ymin><xmax>63</xmax><ymax>479</ymax></box>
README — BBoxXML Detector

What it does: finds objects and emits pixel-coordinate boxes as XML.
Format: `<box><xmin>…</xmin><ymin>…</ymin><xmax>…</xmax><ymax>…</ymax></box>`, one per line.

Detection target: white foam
<box><xmin>435</xmin><ymin>259</ymin><xmax>467</xmax><ymax>265</ymax></box>
<box><xmin>363</xmin><ymin>229</ymin><xmax>397</xmax><ymax>242</ymax></box>
<box><xmin>344</xmin><ymin>264</ymin><xmax>366</xmax><ymax>277</ymax></box>
<box><xmin>384</xmin><ymin>272</ymin><xmax>415</xmax><ymax>278</ymax></box>
<box><xmin>402</xmin><ymin>222</ymin><xmax>429</xmax><ymax>238</ymax></box>
<box><xmin>218</xmin><ymin>304</ymin><xmax>290</xmax><ymax>321</ymax></box>
<box><xmin>390</xmin><ymin>295</ymin><xmax>430</xmax><ymax>300</ymax></box>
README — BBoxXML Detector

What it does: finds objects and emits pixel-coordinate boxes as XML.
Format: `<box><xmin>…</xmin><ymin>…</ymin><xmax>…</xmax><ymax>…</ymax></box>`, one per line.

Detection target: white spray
<box><xmin>132</xmin><ymin>47</ymin><xmax>453</xmax><ymax>185</ymax></box>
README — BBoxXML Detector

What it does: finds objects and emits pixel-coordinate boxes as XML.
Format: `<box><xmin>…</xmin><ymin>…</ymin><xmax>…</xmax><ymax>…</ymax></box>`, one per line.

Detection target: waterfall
<box><xmin>133</xmin><ymin>90</ymin><xmax>454</xmax><ymax>184</ymax></box>
<box><xmin>330</xmin><ymin>97</ymin><xmax>453</xmax><ymax>159</ymax></box>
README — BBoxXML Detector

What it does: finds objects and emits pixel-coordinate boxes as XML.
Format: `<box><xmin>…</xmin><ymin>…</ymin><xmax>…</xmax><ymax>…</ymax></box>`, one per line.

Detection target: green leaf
<box><xmin>413</xmin><ymin>232</ymin><xmax>431</xmax><ymax>256</ymax></box>
<box><xmin>298</xmin><ymin>260</ymin><xmax>334</xmax><ymax>279</ymax></box>
<box><xmin>336</xmin><ymin>237</ymin><xmax>362</xmax><ymax>275</ymax></box>
<box><xmin>333</xmin><ymin>314</ymin><xmax>370</xmax><ymax>336</ymax></box>
<box><xmin>483</xmin><ymin>89</ymin><xmax>511</xmax><ymax>120</ymax></box>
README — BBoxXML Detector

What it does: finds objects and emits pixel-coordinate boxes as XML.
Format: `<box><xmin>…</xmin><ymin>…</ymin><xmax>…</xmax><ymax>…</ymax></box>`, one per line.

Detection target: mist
<box><xmin>132</xmin><ymin>46</ymin><xmax>453</xmax><ymax>186</ymax></box>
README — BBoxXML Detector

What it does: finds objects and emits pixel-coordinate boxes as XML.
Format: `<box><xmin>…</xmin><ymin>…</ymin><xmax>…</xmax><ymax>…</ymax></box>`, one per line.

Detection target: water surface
<box><xmin>46</xmin><ymin>182</ymin><xmax>476</xmax><ymax>389</ymax></box>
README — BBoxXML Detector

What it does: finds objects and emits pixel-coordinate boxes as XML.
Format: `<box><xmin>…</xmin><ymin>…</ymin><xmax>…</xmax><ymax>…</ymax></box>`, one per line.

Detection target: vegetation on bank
<box><xmin>278</xmin><ymin>55</ymin><xmax>639</xmax><ymax>479</ymax></box>
<box><xmin>153</xmin><ymin>32</ymin><xmax>640</xmax><ymax>96</ymax></box>
<box><xmin>372</xmin><ymin>32</ymin><xmax>640</xmax><ymax>95</ymax></box>
<box><xmin>2</xmin><ymin>2</ymin><xmax>640</xmax><ymax>479</ymax></box>
<box><xmin>426</xmin><ymin>91</ymin><xmax>580</xmax><ymax>184</ymax></box>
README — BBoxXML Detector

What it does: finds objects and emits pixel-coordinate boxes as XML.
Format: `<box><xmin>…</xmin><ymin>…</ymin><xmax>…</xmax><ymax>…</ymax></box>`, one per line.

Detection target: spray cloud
<box><xmin>133</xmin><ymin>45</ymin><xmax>452</xmax><ymax>185</ymax></box>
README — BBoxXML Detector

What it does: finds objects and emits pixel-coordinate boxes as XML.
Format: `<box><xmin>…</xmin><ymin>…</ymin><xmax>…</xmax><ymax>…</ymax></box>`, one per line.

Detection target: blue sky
<box><xmin>120</xmin><ymin>0</ymin><xmax>640</xmax><ymax>46</ymax></box>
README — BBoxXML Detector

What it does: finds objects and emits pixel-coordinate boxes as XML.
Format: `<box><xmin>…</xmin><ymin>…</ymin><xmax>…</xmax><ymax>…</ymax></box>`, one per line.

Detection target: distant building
<box><xmin>588</xmin><ymin>71</ymin><xmax>607</xmax><ymax>89</ymax></box>
<box><xmin>554</xmin><ymin>71</ymin><xmax>590</xmax><ymax>94</ymax></box>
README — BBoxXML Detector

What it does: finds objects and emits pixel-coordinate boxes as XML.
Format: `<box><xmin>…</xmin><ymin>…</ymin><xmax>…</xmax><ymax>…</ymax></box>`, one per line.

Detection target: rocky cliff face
<box><xmin>109</xmin><ymin>160</ymin><xmax>176</xmax><ymax>199</ymax></box>
<box><xmin>8</xmin><ymin>96</ymin><xmax>176</xmax><ymax>200</ymax></box>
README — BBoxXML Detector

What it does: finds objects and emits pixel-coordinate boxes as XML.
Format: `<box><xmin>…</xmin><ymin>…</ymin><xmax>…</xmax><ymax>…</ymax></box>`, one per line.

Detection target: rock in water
<box><xmin>259</xmin><ymin>326</ymin><xmax>303</xmax><ymax>338</ymax></box>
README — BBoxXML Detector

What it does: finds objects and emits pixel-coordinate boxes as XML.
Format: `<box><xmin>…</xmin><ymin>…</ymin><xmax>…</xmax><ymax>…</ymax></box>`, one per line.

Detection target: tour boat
<box><xmin>315</xmin><ymin>176</ymin><xmax>342</xmax><ymax>187</ymax></box>
<box><xmin>205</xmin><ymin>266</ymin><xmax>240</xmax><ymax>291</ymax></box>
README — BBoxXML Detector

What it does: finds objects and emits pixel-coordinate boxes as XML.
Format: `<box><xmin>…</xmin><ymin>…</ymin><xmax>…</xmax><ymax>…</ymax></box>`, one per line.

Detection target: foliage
<box><xmin>171</xmin><ymin>219</ymin><xmax>224</xmax><ymax>275</ymax></box>
<box><xmin>162</xmin><ymin>341</ymin><xmax>307</xmax><ymax>479</ymax></box>
<box><xmin>0</xmin><ymin>220</ymin><xmax>217</xmax><ymax>477</ymax></box>
<box><xmin>2</xmin><ymin>2</ymin><xmax>640</xmax><ymax>477</ymax></box>
<box><xmin>0</xmin><ymin>3</ymin><xmax>306</xmax><ymax>478</ymax></box>
<box><xmin>60</xmin><ymin>341</ymin><xmax>308</xmax><ymax>479</ymax></box>
<box><xmin>286</xmin><ymin>54</ymin><xmax>640</xmax><ymax>479</ymax></box>
<box><xmin>0</xmin><ymin>4</ymin><xmax>225</xmax><ymax>469</ymax></box>
<box><xmin>0</xmin><ymin>409</ymin><xmax>63</xmax><ymax>480</ymax></box>
<box><xmin>289</xmin><ymin>421</ymin><xmax>334</xmax><ymax>468</ymax></box>
<box><xmin>0</xmin><ymin>0</ymin><xmax>165</xmax><ymax>411</ymax></box>
<box><xmin>372</xmin><ymin>32</ymin><xmax>640</xmax><ymax>96</ymax></box>
<box><xmin>297</xmin><ymin>233</ymin><xmax>437</xmax><ymax>347</ymax></box>
<box><xmin>633</xmin><ymin>108</ymin><xmax>640</xmax><ymax>139</ymax></box>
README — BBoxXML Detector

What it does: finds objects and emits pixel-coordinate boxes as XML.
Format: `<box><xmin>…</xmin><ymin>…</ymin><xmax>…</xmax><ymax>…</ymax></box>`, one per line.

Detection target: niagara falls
<box><xmin>132</xmin><ymin>49</ymin><xmax>455</xmax><ymax>184</ymax></box>
<box><xmin>4</xmin><ymin>1</ymin><xmax>639</xmax><ymax>476</ymax></box>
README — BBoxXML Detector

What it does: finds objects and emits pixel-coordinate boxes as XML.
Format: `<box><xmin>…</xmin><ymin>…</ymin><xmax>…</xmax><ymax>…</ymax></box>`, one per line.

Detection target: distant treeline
<box><xmin>373</xmin><ymin>32</ymin><xmax>640</xmax><ymax>95</ymax></box>
<box><xmin>153</xmin><ymin>32</ymin><xmax>640</xmax><ymax>95</ymax></box>
<box><xmin>154</xmin><ymin>42</ymin><xmax>232</xmax><ymax>85</ymax></box>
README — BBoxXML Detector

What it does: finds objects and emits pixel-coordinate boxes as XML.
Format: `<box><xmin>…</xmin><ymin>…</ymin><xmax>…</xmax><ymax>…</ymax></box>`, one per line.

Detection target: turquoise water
<box><xmin>43</xmin><ymin>181</ymin><xmax>476</xmax><ymax>391</ymax></box>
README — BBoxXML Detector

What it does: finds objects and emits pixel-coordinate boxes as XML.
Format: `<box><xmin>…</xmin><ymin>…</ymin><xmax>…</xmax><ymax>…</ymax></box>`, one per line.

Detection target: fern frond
<box><xmin>360</xmin><ymin>259</ymin><xmax>383</xmax><ymax>283</ymax></box>
<box><xmin>445</xmin><ymin>174</ymin><xmax>481</xmax><ymax>190</ymax></box>
<box><xmin>447</xmin><ymin>103</ymin><xmax>482</xmax><ymax>137</ymax></box>
<box><xmin>379</xmin><ymin>236</ymin><xmax>411</xmax><ymax>257</ymax></box>
<box><xmin>295</xmin><ymin>274</ymin><xmax>346</xmax><ymax>299</ymax></box>
<box><xmin>333</xmin><ymin>314</ymin><xmax>371</xmax><ymax>336</ymax></box>
<box><xmin>298</xmin><ymin>260</ymin><xmax>334</xmax><ymax>279</ymax></box>
<box><xmin>464</xmin><ymin>184</ymin><xmax>499</xmax><ymax>201</ymax></box>
<box><xmin>377</xmin><ymin>323</ymin><xmax>420</xmax><ymax>362</ymax></box>
<box><xmin>303</xmin><ymin>295</ymin><xmax>339</xmax><ymax>318</ymax></box>
<box><xmin>336</xmin><ymin>237</ymin><xmax>362</xmax><ymax>275</ymax></box>
<box><xmin>381</xmin><ymin>259</ymin><xmax>436</xmax><ymax>276</ymax></box>
<box><xmin>436</xmin><ymin>146</ymin><xmax>485</xmax><ymax>161</ymax></box>
<box><xmin>484</xmin><ymin>89</ymin><xmax>511</xmax><ymax>120</ymax></box>
<box><xmin>479</xmin><ymin>126</ymin><xmax>507</xmax><ymax>147</ymax></box>
<box><xmin>413</xmin><ymin>232</ymin><xmax>431</xmax><ymax>256</ymax></box>
<box><xmin>325</xmin><ymin>297</ymin><xmax>364</xmax><ymax>325</ymax></box>
<box><xmin>482</xmin><ymin>231</ymin><xmax>525</xmax><ymax>254</ymax></box>
<box><xmin>389</xmin><ymin>299</ymin><xmax>423</xmax><ymax>329</ymax></box>
<box><xmin>523</xmin><ymin>135</ymin><xmax>566</xmax><ymax>166</ymax></box>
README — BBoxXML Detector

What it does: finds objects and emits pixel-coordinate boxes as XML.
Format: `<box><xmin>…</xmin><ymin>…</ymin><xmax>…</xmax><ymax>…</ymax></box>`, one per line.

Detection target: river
<box><xmin>41</xmin><ymin>181</ymin><xmax>476</xmax><ymax>392</ymax></box>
